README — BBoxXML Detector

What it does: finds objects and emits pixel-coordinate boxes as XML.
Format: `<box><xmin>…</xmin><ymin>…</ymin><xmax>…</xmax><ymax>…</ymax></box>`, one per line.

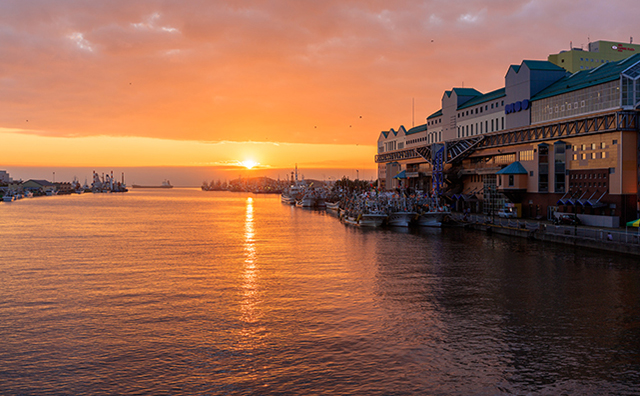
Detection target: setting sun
<box><xmin>242</xmin><ymin>160</ymin><xmax>259</xmax><ymax>170</ymax></box>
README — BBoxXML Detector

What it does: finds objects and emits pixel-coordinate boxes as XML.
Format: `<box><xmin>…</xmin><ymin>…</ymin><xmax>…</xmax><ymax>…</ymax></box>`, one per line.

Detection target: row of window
<box><xmin>457</xmin><ymin>100</ymin><xmax>505</xmax><ymax>118</ymax></box>
<box><xmin>580</xmin><ymin>58</ymin><xmax>610</xmax><ymax>63</ymax></box>
<box><xmin>570</xmin><ymin>181</ymin><xmax>607</xmax><ymax>188</ymax></box>
<box><xmin>407</xmin><ymin>136</ymin><xmax>427</xmax><ymax>145</ymax></box>
<box><xmin>519</xmin><ymin>150</ymin><xmax>534</xmax><ymax>161</ymax></box>
<box><xmin>573</xmin><ymin>143</ymin><xmax>607</xmax><ymax>150</ymax></box>
<box><xmin>531</xmin><ymin>81</ymin><xmax>620</xmax><ymax>124</ymax></box>
<box><xmin>427</xmin><ymin>118</ymin><xmax>442</xmax><ymax>126</ymax></box>
<box><xmin>457</xmin><ymin>117</ymin><xmax>505</xmax><ymax>137</ymax></box>
<box><xmin>570</xmin><ymin>173</ymin><xmax>607</xmax><ymax>179</ymax></box>
<box><xmin>573</xmin><ymin>152</ymin><xmax>608</xmax><ymax>160</ymax></box>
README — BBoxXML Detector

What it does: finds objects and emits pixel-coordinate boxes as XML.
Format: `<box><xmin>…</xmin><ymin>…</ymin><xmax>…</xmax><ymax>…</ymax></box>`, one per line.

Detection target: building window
<box><xmin>591</xmin><ymin>152</ymin><xmax>596</xmax><ymax>159</ymax></box>
<box><xmin>613</xmin><ymin>140</ymin><xmax>618</xmax><ymax>145</ymax></box>
<box><xmin>602</xmin><ymin>152</ymin><xmax>607</xmax><ymax>159</ymax></box>
<box><xmin>491</xmin><ymin>119</ymin><xmax>494</xmax><ymax>131</ymax></box>
<box><xmin>520</xmin><ymin>150</ymin><xmax>534</xmax><ymax>161</ymax></box>
<box><xmin>600</xmin><ymin>142</ymin><xmax>606</xmax><ymax>149</ymax></box>
<box><xmin>581</xmin><ymin>153</ymin><xmax>586</xmax><ymax>160</ymax></box>
<box><xmin>508</xmin><ymin>175</ymin><xmax>514</xmax><ymax>187</ymax></box>
<box><xmin>554</xmin><ymin>141</ymin><xmax>566</xmax><ymax>193</ymax></box>
<box><xmin>538</xmin><ymin>143</ymin><xmax>549</xmax><ymax>192</ymax></box>
<box><xmin>573</xmin><ymin>154</ymin><xmax>578</xmax><ymax>160</ymax></box>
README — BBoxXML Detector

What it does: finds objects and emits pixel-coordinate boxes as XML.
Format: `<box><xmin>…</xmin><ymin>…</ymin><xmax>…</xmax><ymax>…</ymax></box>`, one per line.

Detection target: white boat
<box><xmin>45</xmin><ymin>190</ymin><xmax>58</xmax><ymax>196</ymax></box>
<box><xmin>417</xmin><ymin>211</ymin><xmax>446</xmax><ymax>227</ymax></box>
<box><xmin>281</xmin><ymin>165</ymin><xmax>306</xmax><ymax>205</ymax></box>
<box><xmin>343</xmin><ymin>213</ymin><xmax>387</xmax><ymax>227</ymax></box>
<box><xmin>281</xmin><ymin>193</ymin><xmax>296</xmax><ymax>205</ymax></box>
<box><xmin>326</xmin><ymin>201</ymin><xmax>340</xmax><ymax>211</ymax></box>
<box><xmin>387</xmin><ymin>211</ymin><xmax>417</xmax><ymax>227</ymax></box>
<box><xmin>2</xmin><ymin>194</ymin><xmax>15</xmax><ymax>202</ymax></box>
<box><xmin>299</xmin><ymin>195</ymin><xmax>315</xmax><ymax>207</ymax></box>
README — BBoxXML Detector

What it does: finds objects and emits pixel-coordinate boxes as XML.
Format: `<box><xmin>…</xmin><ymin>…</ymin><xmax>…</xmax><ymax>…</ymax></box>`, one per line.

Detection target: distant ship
<box><xmin>132</xmin><ymin>180</ymin><xmax>173</xmax><ymax>189</ymax></box>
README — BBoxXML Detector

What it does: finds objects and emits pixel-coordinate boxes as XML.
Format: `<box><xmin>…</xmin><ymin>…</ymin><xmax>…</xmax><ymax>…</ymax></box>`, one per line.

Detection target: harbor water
<box><xmin>1</xmin><ymin>189</ymin><xmax>639</xmax><ymax>395</ymax></box>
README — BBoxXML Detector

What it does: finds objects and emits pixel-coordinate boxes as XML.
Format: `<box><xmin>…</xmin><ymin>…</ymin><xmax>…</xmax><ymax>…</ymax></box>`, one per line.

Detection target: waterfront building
<box><xmin>548</xmin><ymin>39</ymin><xmax>640</xmax><ymax>73</ymax></box>
<box><xmin>376</xmin><ymin>43</ymin><xmax>640</xmax><ymax>226</ymax></box>
<box><xmin>0</xmin><ymin>170</ymin><xmax>13</xmax><ymax>184</ymax></box>
<box><xmin>22</xmin><ymin>179</ymin><xmax>57</xmax><ymax>194</ymax></box>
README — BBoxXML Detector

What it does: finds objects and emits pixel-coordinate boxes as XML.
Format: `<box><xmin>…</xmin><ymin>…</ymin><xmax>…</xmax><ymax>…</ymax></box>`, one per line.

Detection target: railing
<box><xmin>450</xmin><ymin>213</ymin><xmax>640</xmax><ymax>245</ymax></box>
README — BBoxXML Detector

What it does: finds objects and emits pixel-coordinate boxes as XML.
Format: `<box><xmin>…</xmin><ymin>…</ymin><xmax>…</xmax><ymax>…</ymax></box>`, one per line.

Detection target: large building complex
<box><xmin>376</xmin><ymin>41</ymin><xmax>640</xmax><ymax>226</ymax></box>
<box><xmin>548</xmin><ymin>39</ymin><xmax>640</xmax><ymax>73</ymax></box>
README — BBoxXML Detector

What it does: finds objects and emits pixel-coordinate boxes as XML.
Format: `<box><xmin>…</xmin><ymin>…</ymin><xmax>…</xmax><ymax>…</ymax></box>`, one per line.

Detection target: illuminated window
<box><xmin>600</xmin><ymin>142</ymin><xmax>606</xmax><ymax>148</ymax></box>
<box><xmin>573</xmin><ymin>154</ymin><xmax>577</xmax><ymax>160</ymax></box>
<box><xmin>591</xmin><ymin>153</ymin><xmax>596</xmax><ymax>159</ymax></box>
<box><xmin>602</xmin><ymin>152</ymin><xmax>607</xmax><ymax>159</ymax></box>
<box><xmin>581</xmin><ymin>153</ymin><xmax>586</xmax><ymax>160</ymax></box>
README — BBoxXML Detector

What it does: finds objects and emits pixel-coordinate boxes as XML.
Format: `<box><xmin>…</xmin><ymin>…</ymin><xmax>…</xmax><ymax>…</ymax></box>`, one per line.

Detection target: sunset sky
<box><xmin>1</xmin><ymin>0</ymin><xmax>638</xmax><ymax>183</ymax></box>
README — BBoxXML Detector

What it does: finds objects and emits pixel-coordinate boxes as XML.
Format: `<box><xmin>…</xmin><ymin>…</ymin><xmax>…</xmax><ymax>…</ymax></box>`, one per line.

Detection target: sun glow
<box><xmin>242</xmin><ymin>160</ymin><xmax>259</xmax><ymax>169</ymax></box>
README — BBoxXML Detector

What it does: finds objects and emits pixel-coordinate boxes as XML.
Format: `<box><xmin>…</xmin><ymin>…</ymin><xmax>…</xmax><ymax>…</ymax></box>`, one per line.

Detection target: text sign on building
<box><xmin>612</xmin><ymin>44</ymin><xmax>635</xmax><ymax>52</ymax></box>
<box><xmin>505</xmin><ymin>99</ymin><xmax>530</xmax><ymax>114</ymax></box>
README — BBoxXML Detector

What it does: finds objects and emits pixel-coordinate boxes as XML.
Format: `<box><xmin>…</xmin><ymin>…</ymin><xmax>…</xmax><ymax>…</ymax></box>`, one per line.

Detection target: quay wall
<box><xmin>464</xmin><ymin>222</ymin><xmax>640</xmax><ymax>257</ymax></box>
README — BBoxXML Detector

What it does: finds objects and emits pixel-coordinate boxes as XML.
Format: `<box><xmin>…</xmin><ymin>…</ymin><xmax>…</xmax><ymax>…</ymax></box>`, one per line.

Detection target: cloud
<box><xmin>0</xmin><ymin>0</ymin><xmax>638</xmax><ymax>152</ymax></box>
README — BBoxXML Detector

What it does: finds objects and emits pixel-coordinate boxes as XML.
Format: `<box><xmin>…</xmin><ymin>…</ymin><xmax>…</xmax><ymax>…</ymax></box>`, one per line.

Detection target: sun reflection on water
<box><xmin>240</xmin><ymin>197</ymin><xmax>263</xmax><ymax>340</ymax></box>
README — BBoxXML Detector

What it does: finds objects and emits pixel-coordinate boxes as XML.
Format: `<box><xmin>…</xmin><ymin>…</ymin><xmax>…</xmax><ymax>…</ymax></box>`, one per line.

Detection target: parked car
<box><xmin>498</xmin><ymin>209</ymin><xmax>516</xmax><ymax>218</ymax></box>
<box><xmin>554</xmin><ymin>213</ymin><xmax>581</xmax><ymax>225</ymax></box>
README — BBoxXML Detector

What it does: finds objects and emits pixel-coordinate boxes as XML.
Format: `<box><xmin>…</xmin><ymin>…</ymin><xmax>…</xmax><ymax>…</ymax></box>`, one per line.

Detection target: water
<box><xmin>1</xmin><ymin>189</ymin><xmax>639</xmax><ymax>395</ymax></box>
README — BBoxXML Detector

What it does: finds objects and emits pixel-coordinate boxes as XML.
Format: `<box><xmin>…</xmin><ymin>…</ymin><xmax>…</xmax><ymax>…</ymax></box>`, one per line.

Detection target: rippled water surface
<box><xmin>1</xmin><ymin>189</ymin><xmax>639</xmax><ymax>395</ymax></box>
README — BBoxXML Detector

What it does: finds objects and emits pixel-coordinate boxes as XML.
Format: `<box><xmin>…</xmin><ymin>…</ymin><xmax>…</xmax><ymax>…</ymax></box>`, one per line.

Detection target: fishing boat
<box><xmin>281</xmin><ymin>165</ymin><xmax>305</xmax><ymax>205</ymax></box>
<box><xmin>2</xmin><ymin>193</ymin><xmax>15</xmax><ymax>202</ymax></box>
<box><xmin>387</xmin><ymin>211</ymin><xmax>417</xmax><ymax>227</ymax></box>
<box><xmin>417</xmin><ymin>211</ymin><xmax>446</xmax><ymax>227</ymax></box>
<box><xmin>343</xmin><ymin>212</ymin><xmax>387</xmax><ymax>227</ymax></box>
<box><xmin>326</xmin><ymin>201</ymin><xmax>340</xmax><ymax>211</ymax></box>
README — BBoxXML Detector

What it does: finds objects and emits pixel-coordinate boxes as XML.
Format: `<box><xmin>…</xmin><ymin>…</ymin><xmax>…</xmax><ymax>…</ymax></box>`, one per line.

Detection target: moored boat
<box><xmin>343</xmin><ymin>213</ymin><xmax>387</xmax><ymax>227</ymax></box>
<box><xmin>417</xmin><ymin>211</ymin><xmax>446</xmax><ymax>227</ymax></box>
<box><xmin>2</xmin><ymin>193</ymin><xmax>15</xmax><ymax>202</ymax></box>
<box><xmin>387</xmin><ymin>211</ymin><xmax>417</xmax><ymax>227</ymax></box>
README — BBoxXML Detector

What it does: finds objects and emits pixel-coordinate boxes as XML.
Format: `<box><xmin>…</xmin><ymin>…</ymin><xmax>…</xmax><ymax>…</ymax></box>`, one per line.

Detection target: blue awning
<box><xmin>394</xmin><ymin>170</ymin><xmax>407</xmax><ymax>179</ymax></box>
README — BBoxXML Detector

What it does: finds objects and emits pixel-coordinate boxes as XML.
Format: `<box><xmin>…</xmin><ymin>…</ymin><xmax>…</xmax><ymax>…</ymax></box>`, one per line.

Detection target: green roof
<box><xmin>426</xmin><ymin>109</ymin><xmax>442</xmax><ymax>119</ymax></box>
<box><xmin>521</xmin><ymin>60</ymin><xmax>566</xmax><ymax>71</ymax></box>
<box><xmin>496</xmin><ymin>161</ymin><xmax>528</xmax><ymax>175</ymax></box>
<box><xmin>406</xmin><ymin>123</ymin><xmax>428</xmax><ymax>135</ymax></box>
<box><xmin>532</xmin><ymin>53</ymin><xmax>640</xmax><ymax>101</ymax></box>
<box><xmin>445</xmin><ymin>88</ymin><xmax>483</xmax><ymax>98</ymax></box>
<box><xmin>457</xmin><ymin>88</ymin><xmax>506</xmax><ymax>110</ymax></box>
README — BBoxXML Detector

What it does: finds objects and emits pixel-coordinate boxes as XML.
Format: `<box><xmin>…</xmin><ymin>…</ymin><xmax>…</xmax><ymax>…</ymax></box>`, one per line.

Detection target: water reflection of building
<box><xmin>376</xmin><ymin>40</ymin><xmax>640</xmax><ymax>226</ymax></box>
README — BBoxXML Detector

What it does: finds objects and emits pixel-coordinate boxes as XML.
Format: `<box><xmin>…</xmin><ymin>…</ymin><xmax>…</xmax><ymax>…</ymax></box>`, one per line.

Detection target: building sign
<box><xmin>612</xmin><ymin>44</ymin><xmax>635</xmax><ymax>52</ymax></box>
<box><xmin>505</xmin><ymin>99</ymin><xmax>530</xmax><ymax>114</ymax></box>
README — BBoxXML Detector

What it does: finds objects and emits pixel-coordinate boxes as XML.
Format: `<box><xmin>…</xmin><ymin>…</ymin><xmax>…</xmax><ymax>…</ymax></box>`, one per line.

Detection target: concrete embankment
<box><xmin>461</xmin><ymin>220</ymin><xmax>640</xmax><ymax>257</ymax></box>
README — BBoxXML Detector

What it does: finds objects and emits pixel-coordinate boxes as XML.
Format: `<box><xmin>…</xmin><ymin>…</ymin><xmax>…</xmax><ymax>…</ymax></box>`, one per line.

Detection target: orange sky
<box><xmin>1</xmin><ymin>0</ymin><xmax>638</xmax><ymax>181</ymax></box>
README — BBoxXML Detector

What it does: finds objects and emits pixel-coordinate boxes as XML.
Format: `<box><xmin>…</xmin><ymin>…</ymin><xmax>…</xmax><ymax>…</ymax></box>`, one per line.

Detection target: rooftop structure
<box><xmin>548</xmin><ymin>39</ymin><xmax>640</xmax><ymax>73</ymax></box>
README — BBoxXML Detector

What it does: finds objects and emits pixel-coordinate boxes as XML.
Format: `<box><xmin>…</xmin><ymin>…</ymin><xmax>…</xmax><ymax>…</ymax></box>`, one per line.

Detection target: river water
<box><xmin>1</xmin><ymin>189</ymin><xmax>638</xmax><ymax>395</ymax></box>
